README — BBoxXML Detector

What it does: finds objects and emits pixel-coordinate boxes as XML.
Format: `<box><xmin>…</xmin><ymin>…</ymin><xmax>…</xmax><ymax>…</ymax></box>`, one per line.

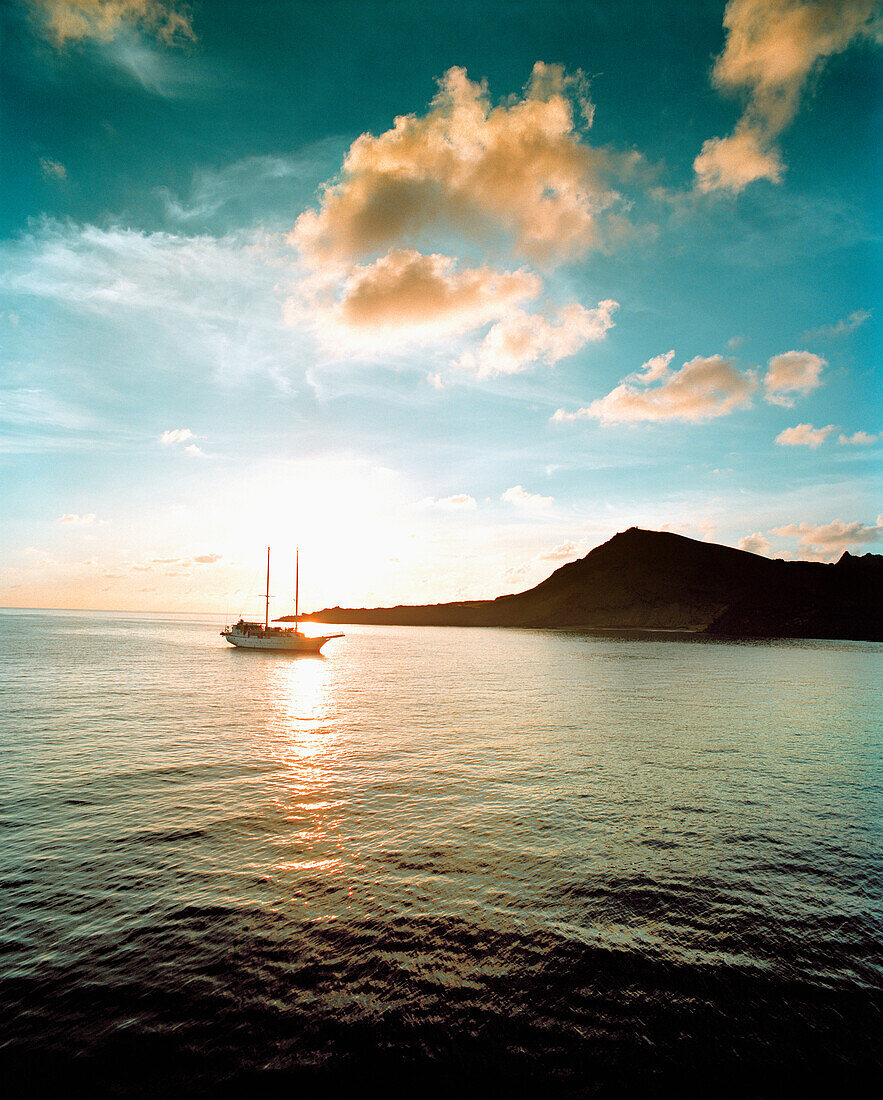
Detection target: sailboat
<box><xmin>221</xmin><ymin>548</ymin><xmax>344</xmax><ymax>653</ymax></box>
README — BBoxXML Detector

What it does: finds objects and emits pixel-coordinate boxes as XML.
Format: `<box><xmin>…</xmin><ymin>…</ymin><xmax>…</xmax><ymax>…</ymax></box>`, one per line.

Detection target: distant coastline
<box><xmin>282</xmin><ymin>527</ymin><xmax>883</xmax><ymax>642</ymax></box>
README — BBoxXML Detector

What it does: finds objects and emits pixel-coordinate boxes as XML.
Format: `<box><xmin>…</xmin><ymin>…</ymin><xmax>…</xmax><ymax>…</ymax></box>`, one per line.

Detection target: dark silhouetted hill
<box><xmin>294</xmin><ymin>528</ymin><xmax>882</xmax><ymax>641</ymax></box>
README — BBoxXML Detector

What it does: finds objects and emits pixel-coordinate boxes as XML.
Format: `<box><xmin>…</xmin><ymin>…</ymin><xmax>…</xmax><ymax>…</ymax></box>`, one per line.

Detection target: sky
<box><xmin>1</xmin><ymin>0</ymin><xmax>881</xmax><ymax>614</ymax></box>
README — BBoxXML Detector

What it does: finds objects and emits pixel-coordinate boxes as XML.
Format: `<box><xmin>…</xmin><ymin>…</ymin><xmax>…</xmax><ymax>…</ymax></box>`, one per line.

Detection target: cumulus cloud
<box><xmin>58</xmin><ymin>512</ymin><xmax>96</xmax><ymax>525</ymax></box>
<box><xmin>39</xmin><ymin>157</ymin><xmax>67</xmax><ymax>180</ymax></box>
<box><xmin>456</xmin><ymin>298</ymin><xmax>618</xmax><ymax>377</ymax></box>
<box><xmin>838</xmin><ymin>429</ymin><xmax>879</xmax><ymax>445</ymax></box>
<box><xmin>417</xmin><ymin>494</ymin><xmax>477</xmax><ymax>511</ymax></box>
<box><xmin>764</xmin><ymin>350</ymin><xmax>826</xmax><ymax>405</ymax></box>
<box><xmin>192</xmin><ymin>553</ymin><xmax>221</xmax><ymax>564</ymax></box>
<box><xmin>554</xmin><ymin>353</ymin><xmax>757</xmax><ymax>424</ymax></box>
<box><xmin>31</xmin><ymin>0</ymin><xmax>195</xmax><ymax>47</ymax></box>
<box><xmin>539</xmin><ymin>540</ymin><xmax>579</xmax><ymax>560</ymax></box>
<box><xmin>337</xmin><ymin>250</ymin><xmax>539</xmax><ymax>331</ymax></box>
<box><xmin>738</xmin><ymin>532</ymin><xmax>772</xmax><ymax>555</ymax></box>
<box><xmin>159</xmin><ymin>427</ymin><xmax>194</xmax><ymax>445</ymax></box>
<box><xmin>804</xmin><ymin>308</ymin><xmax>872</xmax><ymax>339</ymax></box>
<box><xmin>628</xmin><ymin>349</ymin><xmax>675</xmax><ymax>384</ymax></box>
<box><xmin>695</xmin><ymin>0</ymin><xmax>880</xmax><ymax>193</ymax></box>
<box><xmin>289</xmin><ymin>63</ymin><xmax>633</xmax><ymax>268</ymax></box>
<box><xmin>502</xmin><ymin>540</ymin><xmax>584</xmax><ymax>589</ymax></box>
<box><xmin>775</xmin><ymin>422</ymin><xmax>835</xmax><ymax>447</ymax></box>
<box><xmin>773</xmin><ymin>516</ymin><xmax>883</xmax><ymax>555</ymax></box>
<box><xmin>554</xmin><ymin>345</ymin><xmax>826</xmax><ymax>428</ymax></box>
<box><xmin>286</xmin><ymin>249</ymin><xmax>542</xmax><ymax>349</ymax></box>
<box><xmin>501</xmin><ymin>485</ymin><xmax>554</xmax><ymax>509</ymax></box>
<box><xmin>158</xmin><ymin>429</ymin><xmax>204</xmax><ymax>454</ymax></box>
<box><xmin>694</xmin><ymin>121</ymin><xmax>784</xmax><ymax>193</ymax></box>
<box><xmin>283</xmin><ymin>66</ymin><xmax>629</xmax><ymax>377</ymax></box>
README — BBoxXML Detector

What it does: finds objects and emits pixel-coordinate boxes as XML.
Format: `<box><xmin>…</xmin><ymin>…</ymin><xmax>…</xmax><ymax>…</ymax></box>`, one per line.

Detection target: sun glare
<box><xmin>215</xmin><ymin>457</ymin><xmax>410</xmax><ymax>613</ymax></box>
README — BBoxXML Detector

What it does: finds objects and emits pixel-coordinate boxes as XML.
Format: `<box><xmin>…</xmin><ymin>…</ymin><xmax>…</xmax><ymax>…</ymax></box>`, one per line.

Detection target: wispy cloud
<box><xmin>0</xmin><ymin>387</ymin><xmax>95</xmax><ymax>430</ymax></box>
<box><xmin>157</xmin><ymin>149</ymin><xmax>345</xmax><ymax>228</ymax></box>
<box><xmin>695</xmin><ymin>0</ymin><xmax>879</xmax><ymax>193</ymax></box>
<box><xmin>803</xmin><ymin>309</ymin><xmax>872</xmax><ymax>340</ymax></box>
<box><xmin>417</xmin><ymin>494</ymin><xmax>478</xmax><ymax>511</ymax></box>
<box><xmin>774</xmin><ymin>422</ymin><xmax>835</xmax><ymax>447</ymax></box>
<box><xmin>39</xmin><ymin>157</ymin><xmax>66</xmax><ymax>180</ymax></box>
<box><xmin>0</xmin><ymin>219</ymin><xmax>302</xmax><ymax>391</ymax></box>
<box><xmin>2</xmin><ymin>221</ymin><xmax>274</xmax><ymax>318</ymax></box>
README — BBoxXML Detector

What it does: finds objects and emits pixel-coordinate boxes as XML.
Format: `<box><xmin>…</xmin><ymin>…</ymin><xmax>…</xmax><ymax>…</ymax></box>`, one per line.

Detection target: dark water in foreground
<box><xmin>1</xmin><ymin>610</ymin><xmax>881</xmax><ymax>1097</ymax></box>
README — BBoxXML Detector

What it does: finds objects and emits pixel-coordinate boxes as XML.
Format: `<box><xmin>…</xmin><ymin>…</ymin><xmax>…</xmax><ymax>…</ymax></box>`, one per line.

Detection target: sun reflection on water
<box><xmin>262</xmin><ymin>656</ymin><xmax>352</xmax><ymax>900</ymax></box>
<box><xmin>267</xmin><ymin>655</ymin><xmax>337</xmax><ymax>759</ymax></box>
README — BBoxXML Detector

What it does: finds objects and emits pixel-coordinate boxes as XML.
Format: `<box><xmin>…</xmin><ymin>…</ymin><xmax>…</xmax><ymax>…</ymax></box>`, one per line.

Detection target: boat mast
<box><xmin>265</xmin><ymin>546</ymin><xmax>270</xmax><ymax>630</ymax></box>
<box><xmin>295</xmin><ymin>547</ymin><xmax>299</xmax><ymax>623</ymax></box>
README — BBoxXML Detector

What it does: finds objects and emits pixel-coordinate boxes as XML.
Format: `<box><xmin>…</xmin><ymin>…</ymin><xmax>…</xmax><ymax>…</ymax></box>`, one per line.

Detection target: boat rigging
<box><xmin>221</xmin><ymin>548</ymin><xmax>344</xmax><ymax>653</ymax></box>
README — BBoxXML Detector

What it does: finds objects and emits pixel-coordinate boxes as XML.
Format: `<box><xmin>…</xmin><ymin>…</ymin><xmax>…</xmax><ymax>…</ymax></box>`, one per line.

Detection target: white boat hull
<box><xmin>222</xmin><ymin>630</ymin><xmax>342</xmax><ymax>653</ymax></box>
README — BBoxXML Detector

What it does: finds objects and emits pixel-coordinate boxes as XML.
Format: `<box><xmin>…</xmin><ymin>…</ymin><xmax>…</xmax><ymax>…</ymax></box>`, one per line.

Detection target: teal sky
<box><xmin>1</xmin><ymin>0</ymin><xmax>881</xmax><ymax>613</ymax></box>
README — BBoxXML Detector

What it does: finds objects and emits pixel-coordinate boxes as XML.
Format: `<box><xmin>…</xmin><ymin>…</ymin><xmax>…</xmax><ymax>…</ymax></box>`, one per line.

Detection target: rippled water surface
<box><xmin>1</xmin><ymin>610</ymin><xmax>881</xmax><ymax>1096</ymax></box>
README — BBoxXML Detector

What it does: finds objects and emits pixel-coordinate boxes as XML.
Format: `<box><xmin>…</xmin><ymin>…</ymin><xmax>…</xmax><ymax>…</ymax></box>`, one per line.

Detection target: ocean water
<box><xmin>1</xmin><ymin>609</ymin><xmax>881</xmax><ymax>1097</ymax></box>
